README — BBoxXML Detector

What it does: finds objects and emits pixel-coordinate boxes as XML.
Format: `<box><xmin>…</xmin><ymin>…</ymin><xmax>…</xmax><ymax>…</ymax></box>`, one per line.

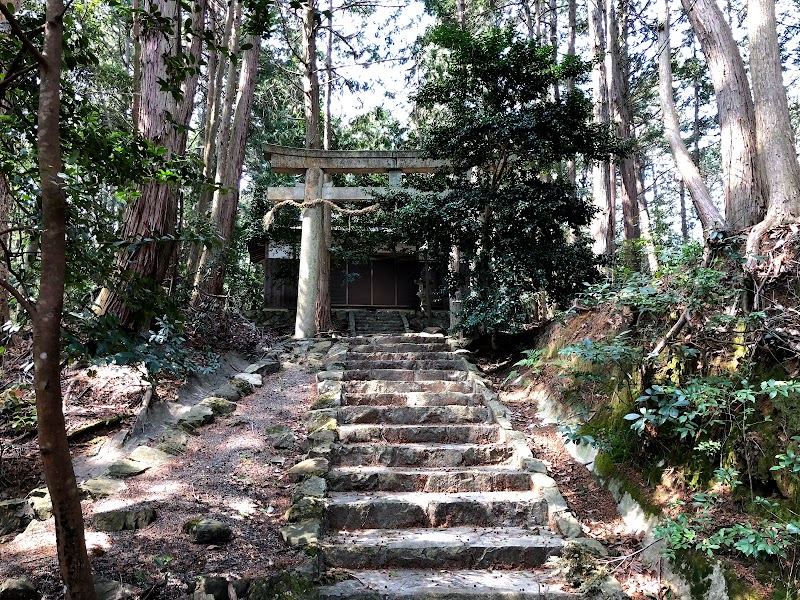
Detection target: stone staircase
<box><xmin>292</xmin><ymin>334</ymin><xmax>619</xmax><ymax>599</ymax></box>
<box><xmin>349</xmin><ymin>310</ymin><xmax>409</xmax><ymax>336</ymax></box>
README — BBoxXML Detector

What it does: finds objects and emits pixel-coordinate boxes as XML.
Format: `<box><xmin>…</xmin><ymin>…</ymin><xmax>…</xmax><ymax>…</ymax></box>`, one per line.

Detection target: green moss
<box><xmin>310</xmin><ymin>392</ymin><xmax>340</xmax><ymax>411</ymax></box>
<box><xmin>672</xmin><ymin>550</ymin><xmax>713</xmax><ymax>599</ymax></box>
<box><xmin>247</xmin><ymin>572</ymin><xmax>320</xmax><ymax>600</ymax></box>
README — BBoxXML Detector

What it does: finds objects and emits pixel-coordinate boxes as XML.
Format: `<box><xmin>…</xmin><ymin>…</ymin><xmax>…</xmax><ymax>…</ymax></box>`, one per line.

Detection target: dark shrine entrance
<box><xmin>330</xmin><ymin>258</ymin><xmax>421</xmax><ymax>308</ymax></box>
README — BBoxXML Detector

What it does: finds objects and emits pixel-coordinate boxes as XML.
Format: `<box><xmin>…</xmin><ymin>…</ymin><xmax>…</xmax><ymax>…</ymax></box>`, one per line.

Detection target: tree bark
<box><xmin>607</xmin><ymin>0</ymin><xmax>640</xmax><ymax>246</ymax></box>
<box><xmin>681</xmin><ymin>0</ymin><xmax>765</xmax><ymax>229</ymax></box>
<box><xmin>589</xmin><ymin>0</ymin><xmax>614</xmax><ymax>258</ymax></box>
<box><xmin>187</xmin><ymin>0</ymin><xmax>235</xmax><ymax>280</ymax></box>
<box><xmin>658</xmin><ymin>0</ymin><xmax>725</xmax><ymax>233</ymax></box>
<box><xmin>746</xmin><ymin>0</ymin><xmax>800</xmax><ymax>263</ymax></box>
<box><xmin>316</xmin><ymin>2</ymin><xmax>334</xmax><ymax>334</ymax></box>
<box><xmin>96</xmin><ymin>0</ymin><xmax>183</xmax><ymax>329</ymax></box>
<box><xmin>36</xmin><ymin>0</ymin><xmax>97</xmax><ymax>596</ymax></box>
<box><xmin>566</xmin><ymin>0</ymin><xmax>576</xmax><ymax>187</ymax></box>
<box><xmin>193</xmin><ymin>35</ymin><xmax>261</xmax><ymax>300</ymax></box>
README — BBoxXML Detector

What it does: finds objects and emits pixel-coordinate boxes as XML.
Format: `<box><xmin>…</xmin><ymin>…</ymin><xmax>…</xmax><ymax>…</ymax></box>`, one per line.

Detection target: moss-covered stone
<box><xmin>310</xmin><ymin>391</ymin><xmax>341</xmax><ymax>411</ymax></box>
<box><xmin>285</xmin><ymin>497</ymin><xmax>324</xmax><ymax>522</ymax></box>
<box><xmin>246</xmin><ymin>573</ymin><xmax>319</xmax><ymax>600</ymax></box>
<box><xmin>231</xmin><ymin>378</ymin><xmax>254</xmax><ymax>396</ymax></box>
<box><xmin>201</xmin><ymin>396</ymin><xmax>237</xmax><ymax>416</ymax></box>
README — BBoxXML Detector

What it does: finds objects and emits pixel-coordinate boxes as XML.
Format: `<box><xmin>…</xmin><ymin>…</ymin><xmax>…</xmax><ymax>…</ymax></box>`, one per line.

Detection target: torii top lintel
<box><xmin>263</xmin><ymin>143</ymin><xmax>449</xmax><ymax>174</ymax></box>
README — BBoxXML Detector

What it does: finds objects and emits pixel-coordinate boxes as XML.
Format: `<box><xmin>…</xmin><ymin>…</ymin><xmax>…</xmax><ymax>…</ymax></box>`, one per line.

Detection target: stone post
<box><xmin>294</xmin><ymin>166</ymin><xmax>325</xmax><ymax>339</ymax></box>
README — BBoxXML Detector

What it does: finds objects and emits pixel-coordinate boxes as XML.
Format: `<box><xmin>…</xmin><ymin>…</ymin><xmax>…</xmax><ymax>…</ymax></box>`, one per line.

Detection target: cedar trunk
<box><xmin>657</xmin><ymin>0</ymin><xmax>725</xmax><ymax>232</ymax></box>
<box><xmin>681</xmin><ymin>0</ymin><xmax>765</xmax><ymax>229</ymax></box>
<box><xmin>589</xmin><ymin>0</ymin><xmax>613</xmax><ymax>257</ymax></box>
<box><xmin>746</xmin><ymin>0</ymin><xmax>800</xmax><ymax>263</ymax></box>
<box><xmin>36</xmin><ymin>0</ymin><xmax>97</xmax><ymax>596</ymax></box>
<box><xmin>97</xmin><ymin>0</ymin><xmax>182</xmax><ymax>329</ymax></box>
<box><xmin>194</xmin><ymin>36</ymin><xmax>261</xmax><ymax>299</ymax></box>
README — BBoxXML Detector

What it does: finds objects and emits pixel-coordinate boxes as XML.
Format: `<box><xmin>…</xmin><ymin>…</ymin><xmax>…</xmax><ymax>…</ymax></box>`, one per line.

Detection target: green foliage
<box><xmin>0</xmin><ymin>385</ymin><xmax>37</xmax><ymax>434</ymax></box>
<box><xmin>406</xmin><ymin>24</ymin><xmax>618</xmax><ymax>335</ymax></box>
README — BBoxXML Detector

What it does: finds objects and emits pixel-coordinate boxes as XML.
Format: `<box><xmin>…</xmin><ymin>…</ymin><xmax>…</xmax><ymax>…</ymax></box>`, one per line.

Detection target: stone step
<box><xmin>327</xmin><ymin>466</ymin><xmax>535</xmax><ymax>493</ymax></box>
<box><xmin>334</xmin><ymin>442</ymin><xmax>514</xmax><ymax>468</ymax></box>
<box><xmin>350</xmin><ymin>343</ymin><xmax>450</xmax><ymax>353</ymax></box>
<box><xmin>344</xmin><ymin>369</ymin><xmax>469</xmax><ymax>382</ymax></box>
<box><xmin>346</xmin><ymin>359</ymin><xmax>467</xmax><ymax>371</ymax></box>
<box><xmin>337</xmin><ymin>424</ymin><xmax>503</xmax><ymax>444</ymax></box>
<box><xmin>347</xmin><ymin>351</ymin><xmax>463</xmax><ymax>362</ymax></box>
<box><xmin>343</xmin><ymin>380</ymin><xmax>474</xmax><ymax>395</ymax></box>
<box><xmin>348</xmin><ymin>335</ymin><xmax>445</xmax><ymax>344</ymax></box>
<box><xmin>336</xmin><ymin>405</ymin><xmax>491</xmax><ymax>425</ymax></box>
<box><xmin>325</xmin><ymin>491</ymin><xmax>548</xmax><ymax>530</ymax></box>
<box><xmin>321</xmin><ymin>527</ymin><xmax>563</xmax><ymax>570</ymax></box>
<box><xmin>343</xmin><ymin>391</ymin><xmax>483</xmax><ymax>407</ymax></box>
<box><xmin>318</xmin><ymin>569</ymin><xmax>579</xmax><ymax>599</ymax></box>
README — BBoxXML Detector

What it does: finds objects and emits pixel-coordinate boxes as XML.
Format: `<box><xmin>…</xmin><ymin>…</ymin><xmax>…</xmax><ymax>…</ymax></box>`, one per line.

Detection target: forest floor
<box><xmin>0</xmin><ymin>346</ymin><xmax>315</xmax><ymax>599</ymax></box>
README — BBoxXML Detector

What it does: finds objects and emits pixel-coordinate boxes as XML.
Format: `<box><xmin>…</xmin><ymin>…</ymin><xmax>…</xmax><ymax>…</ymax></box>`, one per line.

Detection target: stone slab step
<box><xmin>346</xmin><ymin>360</ymin><xmax>467</xmax><ymax>371</ymax></box>
<box><xmin>343</xmin><ymin>392</ymin><xmax>482</xmax><ymax>407</ymax></box>
<box><xmin>334</xmin><ymin>442</ymin><xmax>514</xmax><ymax>468</ymax></box>
<box><xmin>325</xmin><ymin>491</ymin><xmax>548</xmax><ymax>530</ymax></box>
<box><xmin>327</xmin><ymin>466</ymin><xmax>535</xmax><ymax>493</ymax></box>
<box><xmin>348</xmin><ymin>335</ymin><xmax>445</xmax><ymax>344</ymax></box>
<box><xmin>347</xmin><ymin>352</ymin><xmax>463</xmax><ymax>362</ymax></box>
<box><xmin>318</xmin><ymin>569</ymin><xmax>579</xmax><ymax>599</ymax></box>
<box><xmin>344</xmin><ymin>369</ymin><xmax>469</xmax><ymax>382</ymax></box>
<box><xmin>336</xmin><ymin>405</ymin><xmax>491</xmax><ymax>425</ymax></box>
<box><xmin>343</xmin><ymin>381</ymin><xmax>474</xmax><ymax>395</ymax></box>
<box><xmin>350</xmin><ymin>343</ymin><xmax>450</xmax><ymax>353</ymax></box>
<box><xmin>322</xmin><ymin>527</ymin><xmax>563</xmax><ymax>570</ymax></box>
<box><xmin>337</xmin><ymin>424</ymin><xmax>503</xmax><ymax>444</ymax></box>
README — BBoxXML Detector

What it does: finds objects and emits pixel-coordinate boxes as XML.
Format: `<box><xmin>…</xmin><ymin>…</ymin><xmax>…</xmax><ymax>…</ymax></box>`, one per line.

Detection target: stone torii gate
<box><xmin>264</xmin><ymin>144</ymin><xmax>448</xmax><ymax>339</ymax></box>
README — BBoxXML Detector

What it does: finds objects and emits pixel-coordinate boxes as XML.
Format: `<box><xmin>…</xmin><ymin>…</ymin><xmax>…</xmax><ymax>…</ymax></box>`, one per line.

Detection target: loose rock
<box><xmin>200</xmin><ymin>396</ymin><xmax>237</xmax><ymax>416</ymax></box>
<box><xmin>0</xmin><ymin>499</ymin><xmax>34</xmax><ymax>535</ymax></box>
<box><xmin>92</xmin><ymin>507</ymin><xmax>156</xmax><ymax>532</ymax></box>
<box><xmin>94</xmin><ymin>578</ymin><xmax>137</xmax><ymax>600</ymax></box>
<box><xmin>286</xmin><ymin>457</ymin><xmax>329</xmax><ymax>482</ymax></box>
<box><xmin>0</xmin><ymin>577</ymin><xmax>38</xmax><ymax>600</ymax></box>
<box><xmin>107</xmin><ymin>458</ymin><xmax>150</xmax><ymax>478</ymax></box>
<box><xmin>264</xmin><ymin>425</ymin><xmax>297</xmax><ymax>449</ymax></box>
<box><xmin>234</xmin><ymin>373</ymin><xmax>263</xmax><ymax>387</ymax></box>
<box><xmin>183</xmin><ymin>517</ymin><xmax>232</xmax><ymax>544</ymax></box>
<box><xmin>81</xmin><ymin>477</ymin><xmax>126</xmax><ymax>499</ymax></box>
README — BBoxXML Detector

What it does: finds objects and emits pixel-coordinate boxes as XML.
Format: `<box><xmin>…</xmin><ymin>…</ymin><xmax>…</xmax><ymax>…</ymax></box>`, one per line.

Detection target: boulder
<box><xmin>189</xmin><ymin>576</ymin><xmax>229</xmax><ymax>600</ymax></box>
<box><xmin>200</xmin><ymin>397</ymin><xmax>237</xmax><ymax>417</ymax></box>
<box><xmin>178</xmin><ymin>404</ymin><xmax>215</xmax><ymax>431</ymax></box>
<box><xmin>264</xmin><ymin>425</ymin><xmax>297</xmax><ymax>449</ymax></box>
<box><xmin>0</xmin><ymin>499</ymin><xmax>34</xmax><ymax>535</ymax></box>
<box><xmin>92</xmin><ymin>507</ymin><xmax>156</xmax><ymax>532</ymax></box>
<box><xmin>183</xmin><ymin>518</ymin><xmax>232</xmax><ymax>544</ymax></box>
<box><xmin>311</xmin><ymin>340</ymin><xmax>332</xmax><ymax>353</ymax></box>
<box><xmin>107</xmin><ymin>458</ymin><xmax>150</xmax><ymax>478</ymax></box>
<box><xmin>292</xmin><ymin>476</ymin><xmax>327</xmax><ymax>502</ymax></box>
<box><xmin>286</xmin><ymin>458</ymin><xmax>329</xmax><ymax>482</ymax></box>
<box><xmin>129</xmin><ymin>446</ymin><xmax>171</xmax><ymax>466</ymax></box>
<box><xmin>234</xmin><ymin>373</ymin><xmax>262</xmax><ymax>388</ymax></box>
<box><xmin>284</xmin><ymin>497</ymin><xmax>324</xmax><ymax>522</ymax></box>
<box><xmin>247</xmin><ymin>573</ymin><xmax>319</xmax><ymax>600</ymax></box>
<box><xmin>244</xmin><ymin>360</ymin><xmax>280</xmax><ymax>376</ymax></box>
<box><xmin>80</xmin><ymin>477</ymin><xmax>126</xmax><ymax>499</ymax></box>
<box><xmin>27</xmin><ymin>488</ymin><xmax>52</xmax><ymax>520</ymax></box>
<box><xmin>315</xmin><ymin>371</ymin><xmax>343</xmax><ymax>383</ymax></box>
<box><xmin>0</xmin><ymin>577</ymin><xmax>38</xmax><ymax>600</ymax></box>
<box><xmin>279</xmin><ymin>520</ymin><xmax>321</xmax><ymax>548</ymax></box>
<box><xmin>156</xmin><ymin>430</ymin><xmax>191</xmax><ymax>455</ymax></box>
<box><xmin>230</xmin><ymin>378</ymin><xmax>254</xmax><ymax>396</ymax></box>
<box><xmin>94</xmin><ymin>578</ymin><xmax>137</xmax><ymax>600</ymax></box>
<box><xmin>207</xmin><ymin>384</ymin><xmax>241</xmax><ymax>402</ymax></box>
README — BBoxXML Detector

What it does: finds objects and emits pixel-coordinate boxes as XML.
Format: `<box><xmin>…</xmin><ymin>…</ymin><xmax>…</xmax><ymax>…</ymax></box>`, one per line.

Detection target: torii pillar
<box><xmin>264</xmin><ymin>144</ymin><xmax>448</xmax><ymax>339</ymax></box>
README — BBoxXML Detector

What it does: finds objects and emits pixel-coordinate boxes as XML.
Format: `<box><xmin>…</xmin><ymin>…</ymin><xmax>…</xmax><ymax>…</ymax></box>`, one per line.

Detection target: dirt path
<box><xmin>1</xmin><ymin>362</ymin><xmax>315</xmax><ymax>599</ymax></box>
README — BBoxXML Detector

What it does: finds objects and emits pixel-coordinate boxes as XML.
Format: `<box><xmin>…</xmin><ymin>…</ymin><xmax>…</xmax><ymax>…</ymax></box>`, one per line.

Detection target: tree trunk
<box><xmin>681</xmin><ymin>0</ymin><xmax>765</xmax><ymax>229</ymax></box>
<box><xmin>658</xmin><ymin>0</ymin><xmax>725</xmax><ymax>233</ymax></box>
<box><xmin>187</xmin><ymin>1</ymin><xmax>234</xmax><ymax>280</ymax></box>
<box><xmin>635</xmin><ymin>156</ymin><xmax>659</xmax><ymax>273</ymax></box>
<box><xmin>96</xmin><ymin>0</ymin><xmax>182</xmax><ymax>329</ymax></box>
<box><xmin>589</xmin><ymin>0</ymin><xmax>614</xmax><ymax>258</ymax></box>
<box><xmin>566</xmin><ymin>0</ymin><xmax>576</xmax><ymax>187</ymax></box>
<box><xmin>746</xmin><ymin>0</ymin><xmax>800</xmax><ymax>263</ymax></box>
<box><xmin>607</xmin><ymin>0</ymin><xmax>640</xmax><ymax>246</ymax></box>
<box><xmin>193</xmin><ymin>35</ymin><xmax>261</xmax><ymax>300</ymax></box>
<box><xmin>36</xmin><ymin>0</ymin><xmax>96</xmax><ymax>596</ymax></box>
<box><xmin>316</xmin><ymin>3</ymin><xmax>334</xmax><ymax>334</ymax></box>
